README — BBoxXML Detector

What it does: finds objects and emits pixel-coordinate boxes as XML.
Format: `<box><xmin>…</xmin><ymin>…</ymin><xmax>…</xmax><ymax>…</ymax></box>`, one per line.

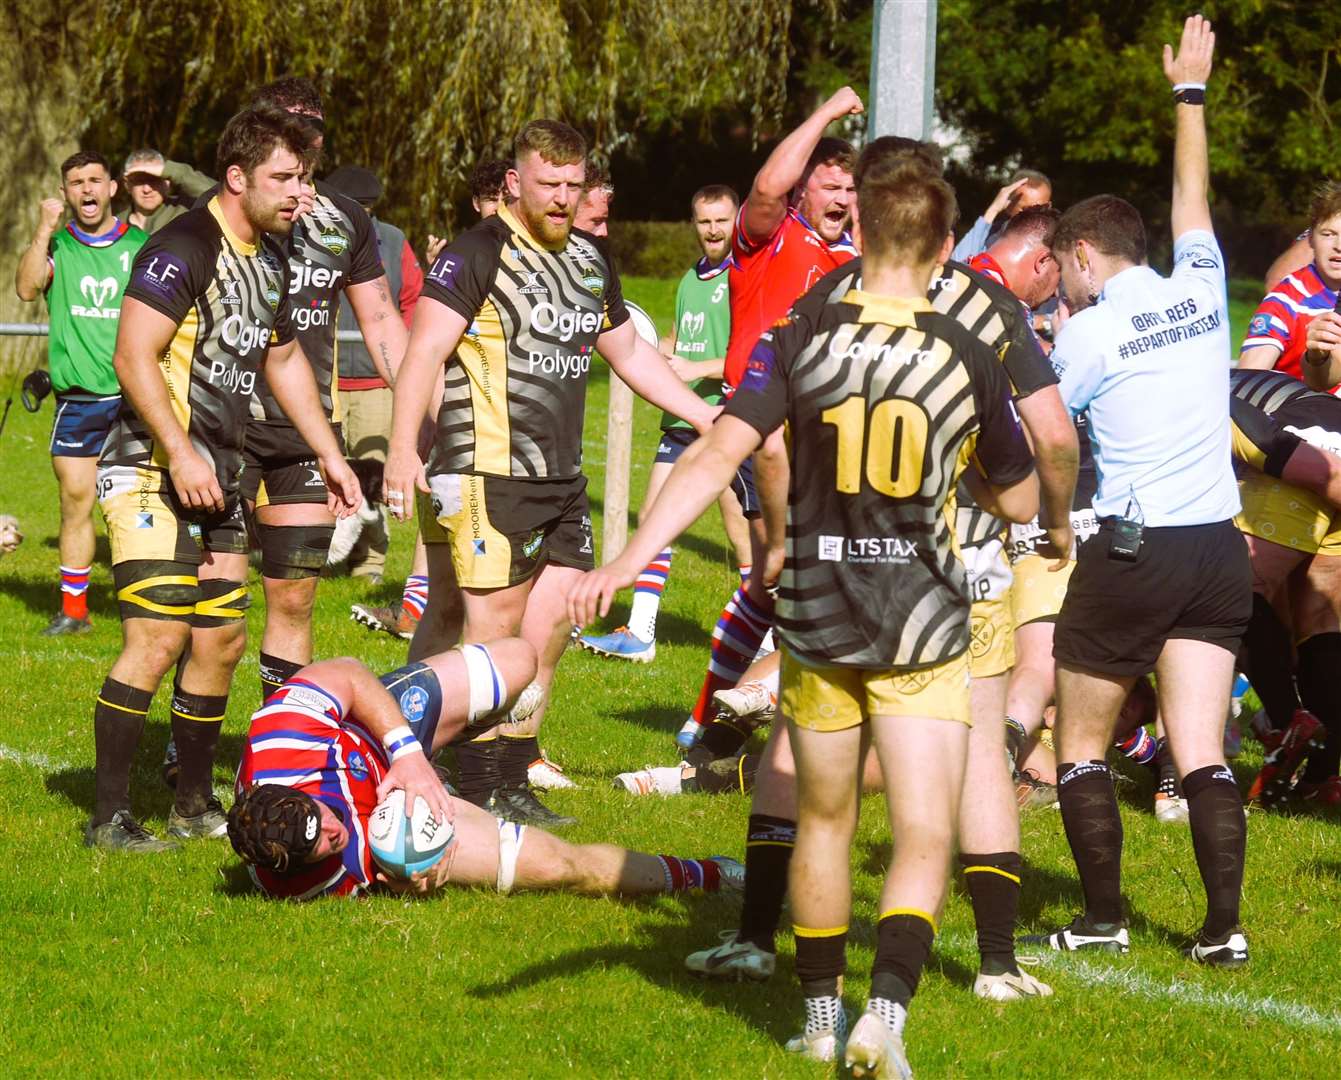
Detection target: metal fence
<box><xmin>1</xmin><ymin>324</ymin><xmax>367</xmax><ymax>341</ymax></box>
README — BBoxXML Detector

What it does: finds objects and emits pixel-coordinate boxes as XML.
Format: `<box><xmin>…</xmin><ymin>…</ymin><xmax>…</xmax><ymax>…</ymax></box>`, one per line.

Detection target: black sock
<box><xmin>683</xmin><ymin>753</ymin><xmax>759</xmax><ymax>795</ymax></box>
<box><xmin>259</xmin><ymin>652</ymin><xmax>303</xmax><ymax>703</ymax></box>
<box><xmin>499</xmin><ymin>734</ymin><xmax>539</xmax><ymax>789</ymax></box>
<box><xmin>1297</xmin><ymin>633</ymin><xmax>1341</xmax><ymax>782</ymax></box>
<box><xmin>695</xmin><ymin>718</ymin><xmax>752</xmax><ymax>761</ymax></box>
<box><xmin>1005</xmin><ymin>716</ymin><xmax>1027</xmax><ymax>768</ymax></box>
<box><xmin>1155</xmin><ymin>737</ymin><xmax>1182</xmax><ymax>797</ymax></box>
<box><xmin>794</xmin><ymin>927</ymin><xmax>847</xmax><ymax>999</ymax></box>
<box><xmin>455</xmin><ymin>736</ymin><xmax>502</xmax><ymax>804</ymax></box>
<box><xmin>170</xmin><ymin>690</ymin><xmax>227</xmax><ymax>816</ymax></box>
<box><xmin>1238</xmin><ymin>593</ymin><xmax>1300</xmax><ymax>730</ymax></box>
<box><xmin>93</xmin><ymin>678</ymin><xmax>154</xmax><ymax>825</ymax></box>
<box><xmin>737</xmin><ymin>814</ymin><xmax>796</xmax><ymax>951</ymax></box>
<box><xmin>872</xmin><ymin>911</ymin><xmax>936</xmax><ymax>1003</ymax></box>
<box><xmin>1057</xmin><ymin>760</ymin><xmax>1124</xmax><ymax>923</ymax></box>
<box><xmin>1183</xmin><ymin>763</ymin><xmax>1246</xmax><ymax>938</ymax></box>
<box><xmin>960</xmin><ymin>852</ymin><xmax>1022</xmax><ymax>976</ymax></box>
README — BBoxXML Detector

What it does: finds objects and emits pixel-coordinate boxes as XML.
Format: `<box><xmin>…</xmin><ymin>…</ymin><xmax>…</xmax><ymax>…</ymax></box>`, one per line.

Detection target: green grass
<box><xmin>2</xmin><ymin>276</ymin><xmax>1338</xmax><ymax>1077</ymax></box>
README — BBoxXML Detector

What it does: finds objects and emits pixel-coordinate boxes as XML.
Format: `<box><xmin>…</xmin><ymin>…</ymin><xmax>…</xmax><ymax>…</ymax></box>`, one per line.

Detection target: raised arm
<box><xmin>742</xmin><ymin>87</ymin><xmax>863</xmax><ymax>243</ymax></box>
<box><xmin>346</xmin><ymin>274</ymin><xmax>409</xmax><ymax>385</ymax></box>
<box><xmin>15</xmin><ymin>199</ymin><xmax>62</xmax><ymax>301</ymax></box>
<box><xmin>1164</xmin><ymin>14</ymin><xmax>1216</xmax><ymax>241</ymax></box>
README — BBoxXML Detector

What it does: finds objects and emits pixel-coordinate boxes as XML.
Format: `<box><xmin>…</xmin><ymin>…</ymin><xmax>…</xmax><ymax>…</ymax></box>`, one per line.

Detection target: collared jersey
<box><xmin>725</xmin><ymin>291</ymin><xmax>1034</xmax><ymax>670</ymax></box>
<box><xmin>662</xmin><ymin>257</ymin><xmax>731</xmax><ymax>430</ymax></box>
<box><xmin>791</xmin><ymin>257</ymin><xmax>1057</xmax><ymax>551</ymax></box>
<box><xmin>1053</xmin><ymin>230</ymin><xmax>1236</xmax><ymax>526</ymax></box>
<box><xmin>45</xmin><ymin>220</ymin><xmax>147</xmax><ymax>395</ymax></box>
<box><xmin>967</xmin><ymin>251</ymin><xmax>1008</xmax><ymax>290</ymax></box>
<box><xmin>420</xmin><ymin>205</ymin><xmax>629</xmax><ymax>479</ymax></box>
<box><xmin>249</xmin><ymin>183</ymin><xmax>383</xmax><ymax>429</ymax></box>
<box><xmin>724</xmin><ymin>206</ymin><xmax>856</xmax><ymax>388</ymax></box>
<box><xmin>101</xmin><ymin>198</ymin><xmax>292</xmax><ymax>494</ymax></box>
<box><xmin>234</xmin><ymin>679</ymin><xmax>386</xmax><ymax>900</ymax></box>
<box><xmin>1241</xmin><ymin>263</ymin><xmax>1339</xmax><ymax>390</ymax></box>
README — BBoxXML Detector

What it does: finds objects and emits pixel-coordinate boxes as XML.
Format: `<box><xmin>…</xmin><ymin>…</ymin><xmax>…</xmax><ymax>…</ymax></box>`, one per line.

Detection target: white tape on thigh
<box><xmin>460</xmin><ymin>643</ymin><xmax>505</xmax><ymax>722</ymax></box>
<box><xmin>761</xmin><ymin>666</ymin><xmax>780</xmax><ymax>697</ymax></box>
<box><xmin>496</xmin><ymin>819</ymin><xmax>527</xmax><ymax>894</ymax></box>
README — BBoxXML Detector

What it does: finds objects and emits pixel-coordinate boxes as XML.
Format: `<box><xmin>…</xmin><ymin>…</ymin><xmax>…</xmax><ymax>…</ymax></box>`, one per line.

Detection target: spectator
<box><xmin>574</xmin><ymin>163</ymin><xmax>613</xmax><ymax>237</ymax></box>
<box><xmin>426</xmin><ymin>158</ymin><xmax>509</xmax><ymax>266</ymax></box>
<box><xmin>14</xmin><ymin>150</ymin><xmax>147</xmax><ymax>636</ymax></box>
<box><xmin>328</xmin><ymin>165</ymin><xmax>425</xmax><ymax>584</ymax></box>
<box><xmin>120</xmin><ymin>149</ymin><xmax>214</xmax><ymax>233</ymax></box>
<box><xmin>951</xmin><ymin>169</ymin><xmax>1053</xmax><ymax>261</ymax></box>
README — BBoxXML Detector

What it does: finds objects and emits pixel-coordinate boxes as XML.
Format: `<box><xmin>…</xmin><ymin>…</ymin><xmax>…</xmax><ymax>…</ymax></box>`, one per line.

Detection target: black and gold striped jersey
<box><xmin>791</xmin><ymin>257</ymin><xmax>1056</xmax><ymax>552</ymax></box>
<box><xmin>100</xmin><ymin>198</ymin><xmax>292</xmax><ymax>494</ymax></box>
<box><xmin>1230</xmin><ymin>368</ymin><xmax>1341</xmax><ymax>456</ymax></box>
<box><xmin>725</xmin><ymin>289</ymin><xmax>1035</xmax><ymax>670</ymax></box>
<box><xmin>249</xmin><ymin>183</ymin><xmax>382</xmax><ymax>433</ymax></box>
<box><xmin>419</xmin><ymin>205</ymin><xmax>629</xmax><ymax>479</ymax></box>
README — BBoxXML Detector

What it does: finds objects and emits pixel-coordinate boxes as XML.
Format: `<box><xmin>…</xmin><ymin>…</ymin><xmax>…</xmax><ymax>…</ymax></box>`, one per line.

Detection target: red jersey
<box><xmin>968</xmin><ymin>251</ymin><xmax>1009</xmax><ymax>290</ymax></box>
<box><xmin>234</xmin><ymin>679</ymin><xmax>387</xmax><ymax>899</ymax></box>
<box><xmin>1241</xmin><ymin>263</ymin><xmax>1340</xmax><ymax>390</ymax></box>
<box><xmin>724</xmin><ymin>206</ymin><xmax>855</xmax><ymax>387</ymax></box>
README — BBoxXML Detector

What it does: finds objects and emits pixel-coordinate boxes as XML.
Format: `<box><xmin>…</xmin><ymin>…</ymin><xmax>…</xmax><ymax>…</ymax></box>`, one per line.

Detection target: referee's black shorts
<box><xmin>1053</xmin><ymin>518</ymin><xmax>1251</xmax><ymax>677</ymax></box>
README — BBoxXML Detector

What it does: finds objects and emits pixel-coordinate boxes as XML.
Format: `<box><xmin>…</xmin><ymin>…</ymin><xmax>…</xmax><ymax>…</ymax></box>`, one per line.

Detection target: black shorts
<box><xmin>1054</xmin><ymin>518</ymin><xmax>1251</xmax><ymax>676</ymax></box>
<box><xmin>242</xmin><ymin>420</ymin><xmax>344</xmax><ymax>507</ymax></box>
<box><xmin>422</xmin><ymin>472</ymin><xmax>594</xmax><ymax>588</ymax></box>
<box><xmin>654</xmin><ymin>426</ymin><xmax>760</xmax><ymax>518</ymax></box>
<box><xmin>380</xmin><ymin>662</ymin><xmax>443</xmax><ymax>748</ymax></box>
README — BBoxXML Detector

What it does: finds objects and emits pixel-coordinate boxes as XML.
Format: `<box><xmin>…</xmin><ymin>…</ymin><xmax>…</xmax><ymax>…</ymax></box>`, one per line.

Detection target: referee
<box><xmin>1026</xmin><ymin>16</ymin><xmax>1251</xmax><ymax>967</ymax></box>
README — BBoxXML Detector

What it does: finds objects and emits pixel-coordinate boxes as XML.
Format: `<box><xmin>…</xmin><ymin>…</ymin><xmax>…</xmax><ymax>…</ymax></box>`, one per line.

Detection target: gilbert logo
<box><xmin>80</xmin><ymin>276</ymin><xmax>117</xmax><ymax>308</ymax></box>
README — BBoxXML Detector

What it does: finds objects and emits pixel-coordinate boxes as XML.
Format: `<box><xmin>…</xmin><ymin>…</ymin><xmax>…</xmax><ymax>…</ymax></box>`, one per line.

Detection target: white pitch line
<box><xmin>0</xmin><ymin>743</ymin><xmax>72</xmax><ymax>772</ymax></box>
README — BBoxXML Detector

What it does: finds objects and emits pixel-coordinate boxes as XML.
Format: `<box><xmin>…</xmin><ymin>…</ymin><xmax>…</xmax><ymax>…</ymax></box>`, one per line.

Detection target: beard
<box><xmin>517</xmin><ymin>197</ymin><xmax>573</xmax><ymax>248</ymax></box>
<box><xmin>242</xmin><ymin>186</ymin><xmax>296</xmax><ymax>237</ymax></box>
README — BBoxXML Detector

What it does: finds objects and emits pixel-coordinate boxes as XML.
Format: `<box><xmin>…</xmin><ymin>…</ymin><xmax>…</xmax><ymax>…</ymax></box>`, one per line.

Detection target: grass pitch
<box><xmin>1</xmin><ymin>277</ymin><xmax>1337</xmax><ymax>1077</ymax></box>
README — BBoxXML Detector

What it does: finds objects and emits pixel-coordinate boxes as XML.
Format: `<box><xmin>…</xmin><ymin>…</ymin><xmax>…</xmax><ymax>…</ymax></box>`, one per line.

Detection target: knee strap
<box><xmin>258</xmin><ymin>523</ymin><xmax>335</xmax><ymax>579</ymax></box>
<box><xmin>460</xmin><ymin>643</ymin><xmax>506</xmax><ymax>723</ymax></box>
<box><xmin>496</xmin><ymin>819</ymin><xmax>527</xmax><ymax>894</ymax></box>
<box><xmin>192</xmin><ymin>578</ymin><xmax>251</xmax><ymax>628</ymax></box>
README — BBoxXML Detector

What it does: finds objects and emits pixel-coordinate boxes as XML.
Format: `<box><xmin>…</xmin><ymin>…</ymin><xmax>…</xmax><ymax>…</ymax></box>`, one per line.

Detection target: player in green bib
<box><xmin>14</xmin><ymin>151</ymin><xmax>147</xmax><ymax>636</ymax></box>
<box><xmin>579</xmin><ymin>185</ymin><xmax>757</xmax><ymax>663</ymax></box>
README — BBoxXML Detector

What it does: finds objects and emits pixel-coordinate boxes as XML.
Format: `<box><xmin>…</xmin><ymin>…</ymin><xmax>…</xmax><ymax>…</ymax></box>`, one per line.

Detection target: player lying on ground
<box><xmin>227</xmin><ymin>642</ymin><xmax>742</xmax><ymax>899</ymax></box>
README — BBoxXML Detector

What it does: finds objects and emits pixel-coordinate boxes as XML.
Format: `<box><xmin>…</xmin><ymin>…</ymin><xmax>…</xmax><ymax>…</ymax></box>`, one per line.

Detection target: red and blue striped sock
<box><xmin>689</xmin><ymin>586</ymin><xmax>772</xmax><ymax>723</ymax></box>
<box><xmin>60</xmin><ymin>564</ymin><xmax>91</xmax><ymax>620</ymax></box>
<box><xmin>400</xmin><ymin>574</ymin><xmax>429</xmax><ymax>621</ymax></box>
<box><xmin>656</xmin><ymin>855</ymin><xmax>722</xmax><ymax>893</ymax></box>
<box><xmin>627</xmin><ymin>549</ymin><xmax>672</xmax><ymax>642</ymax></box>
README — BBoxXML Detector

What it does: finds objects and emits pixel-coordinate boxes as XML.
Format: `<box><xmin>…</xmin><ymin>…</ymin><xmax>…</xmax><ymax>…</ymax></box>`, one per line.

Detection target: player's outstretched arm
<box><xmin>114</xmin><ymin>296</ymin><xmax>224</xmax><ymax>512</ymax></box>
<box><xmin>263</xmin><ymin>338</ymin><xmax>362</xmax><ymax>518</ymax></box>
<box><xmin>1015</xmin><ymin>385</ymin><xmax>1080</xmax><ymax>564</ymax></box>
<box><xmin>346</xmin><ymin>274</ymin><xmax>409</xmax><ymax>386</ymax></box>
<box><xmin>15</xmin><ymin>198</ymin><xmax>62</xmax><ymax>300</ymax></box>
<box><xmin>385</xmin><ymin>298</ymin><xmax>469</xmax><ymax>520</ymax></box>
<box><xmin>962</xmin><ymin>467</ymin><xmax>1040</xmax><ymax>526</ymax></box>
<box><xmin>1282</xmin><ymin>441</ymin><xmax>1341</xmax><ymax>509</ymax></box>
<box><xmin>568</xmin><ymin>415</ymin><xmax>762</xmax><ymax>628</ymax></box>
<box><xmin>743</xmin><ymin>86</ymin><xmax>863</xmax><ymax>243</ymax></box>
<box><xmin>599</xmin><ymin>320</ymin><xmax>719</xmax><ymax>433</ymax></box>
<box><xmin>1165</xmin><ymin>14</ymin><xmax>1215</xmax><ymax>241</ymax></box>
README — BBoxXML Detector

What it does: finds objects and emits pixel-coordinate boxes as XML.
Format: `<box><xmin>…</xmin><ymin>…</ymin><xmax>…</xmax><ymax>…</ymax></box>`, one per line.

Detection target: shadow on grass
<box><xmin>3</xmin><ymin>570</ymin><xmax>118</xmax><ymax>621</ymax></box>
<box><xmin>586</xmin><ymin>489</ymin><xmax>739</xmax><ymax>568</ymax></box>
<box><xmin>40</xmin><ymin>533</ymin><xmax>112</xmax><ymax>565</ymax></box>
<box><xmin>577</xmin><ymin>608</ymin><xmax>721</xmax><ymax>652</ymax></box>
<box><xmin>43</xmin><ymin>719</ymin><xmax>248</xmax><ymax>820</ymax></box>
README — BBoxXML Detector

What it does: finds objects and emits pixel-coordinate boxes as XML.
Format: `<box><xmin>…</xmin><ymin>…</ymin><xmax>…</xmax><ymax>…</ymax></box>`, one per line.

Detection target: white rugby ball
<box><xmin>625</xmin><ymin>300</ymin><xmax>659</xmax><ymax>347</ymax></box>
<box><xmin>368</xmin><ymin>789</ymin><xmax>454</xmax><ymax>879</ymax></box>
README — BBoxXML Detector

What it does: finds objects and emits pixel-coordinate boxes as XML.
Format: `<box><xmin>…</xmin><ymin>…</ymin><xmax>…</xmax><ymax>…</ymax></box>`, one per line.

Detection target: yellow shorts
<box><xmin>1009</xmin><ymin>554</ymin><xmax>1075</xmax><ymax>627</ymax></box>
<box><xmin>98</xmin><ymin>467</ymin><xmax>248</xmax><ymax>566</ymax></box>
<box><xmin>780</xmin><ymin>647</ymin><xmax>971</xmax><ymax>732</ymax></box>
<box><xmin>969</xmin><ymin>594</ymin><xmax>1016</xmax><ymax>678</ymax></box>
<box><xmin>1235</xmin><ymin>472</ymin><xmax>1341</xmax><ymax>556</ymax></box>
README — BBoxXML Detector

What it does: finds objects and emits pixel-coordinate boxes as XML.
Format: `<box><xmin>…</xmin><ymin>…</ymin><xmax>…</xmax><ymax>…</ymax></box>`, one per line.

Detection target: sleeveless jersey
<box><xmin>100</xmin><ymin>198</ymin><xmax>292</xmax><ymax>495</ymax></box>
<box><xmin>234</xmin><ymin>679</ymin><xmax>386</xmax><ymax>899</ymax></box>
<box><xmin>420</xmin><ymin>204</ymin><xmax>629</xmax><ymax>479</ymax></box>
<box><xmin>662</xmin><ymin>257</ymin><xmax>731</xmax><ymax>430</ymax></box>
<box><xmin>724</xmin><ymin>290</ymin><xmax>1035</xmax><ymax>669</ymax></box>
<box><xmin>45</xmin><ymin>221</ymin><xmax>147</xmax><ymax>395</ymax></box>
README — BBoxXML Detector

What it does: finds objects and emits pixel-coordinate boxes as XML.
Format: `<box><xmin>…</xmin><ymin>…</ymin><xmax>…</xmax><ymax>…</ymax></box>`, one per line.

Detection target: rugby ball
<box><xmin>368</xmin><ymin>789</ymin><xmax>454</xmax><ymax>879</ymax></box>
<box><xmin>626</xmin><ymin>300</ymin><xmax>659</xmax><ymax>347</ymax></box>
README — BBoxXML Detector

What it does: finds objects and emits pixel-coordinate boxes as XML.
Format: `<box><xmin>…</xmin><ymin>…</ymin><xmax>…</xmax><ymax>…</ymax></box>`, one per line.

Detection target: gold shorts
<box><xmin>98</xmin><ymin>467</ymin><xmax>248</xmax><ymax>566</ymax></box>
<box><xmin>781</xmin><ymin>647</ymin><xmax>971</xmax><ymax>732</ymax></box>
<box><xmin>969</xmin><ymin>593</ymin><xmax>1016</xmax><ymax>678</ymax></box>
<box><xmin>1235</xmin><ymin>472</ymin><xmax>1341</xmax><ymax>557</ymax></box>
<box><xmin>1009</xmin><ymin>553</ymin><xmax>1075</xmax><ymax>627</ymax></box>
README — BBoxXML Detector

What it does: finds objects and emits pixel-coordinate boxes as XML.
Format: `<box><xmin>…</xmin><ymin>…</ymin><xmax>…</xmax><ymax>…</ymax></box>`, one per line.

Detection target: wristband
<box><xmin>1173</xmin><ymin>84</ymin><xmax>1206</xmax><ymax>105</ymax></box>
<box><xmin>382</xmin><ymin>724</ymin><xmax>423</xmax><ymax>761</ymax></box>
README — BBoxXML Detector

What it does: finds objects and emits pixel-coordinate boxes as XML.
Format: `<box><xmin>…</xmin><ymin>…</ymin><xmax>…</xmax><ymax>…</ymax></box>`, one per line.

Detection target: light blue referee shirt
<box><xmin>1052</xmin><ymin>229</ymin><xmax>1238</xmax><ymax>527</ymax></box>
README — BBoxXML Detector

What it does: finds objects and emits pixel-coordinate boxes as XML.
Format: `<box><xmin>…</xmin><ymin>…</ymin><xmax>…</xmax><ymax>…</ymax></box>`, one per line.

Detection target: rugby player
<box><xmin>86</xmin><ymin>106</ymin><xmax>359</xmax><ymax>852</ymax></box>
<box><xmin>239</xmin><ymin>77</ymin><xmax>413</xmax><ymax>703</ymax></box>
<box><xmin>1239</xmin><ymin>182</ymin><xmax>1341</xmax><ymax>391</ymax></box>
<box><xmin>571</xmin><ymin>159</ymin><xmax>1039</xmax><ymax>1071</ymax></box>
<box><xmin>1025</xmin><ymin>17</ymin><xmax>1253</xmax><ymax>966</ymax></box>
<box><xmin>678</xmin><ymin>87</ymin><xmax>861</xmax><ymax>749</ymax></box>
<box><xmin>228</xmin><ymin>645</ymin><xmax>742</xmax><ymax>900</ymax></box>
<box><xmin>15</xmin><ymin>152</ymin><xmax>146</xmax><ymax>636</ymax></box>
<box><xmin>950</xmin><ymin>169</ymin><xmax>1052</xmax><ymax>261</ymax></box>
<box><xmin>674</xmin><ymin>136</ymin><xmax>1075</xmax><ymax>1002</ymax></box>
<box><xmin>580</xmin><ymin>184</ymin><xmax>754</xmax><ymax>662</ymax></box>
<box><xmin>573</xmin><ymin>163</ymin><xmax>613</xmax><ymax>237</ymax></box>
<box><xmin>382</xmin><ymin>120</ymin><xmax>718</xmax><ymax>828</ymax></box>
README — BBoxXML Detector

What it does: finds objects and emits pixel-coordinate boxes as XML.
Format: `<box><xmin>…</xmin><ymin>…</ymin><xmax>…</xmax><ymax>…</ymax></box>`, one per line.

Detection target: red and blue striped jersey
<box><xmin>1241</xmin><ymin>263</ymin><xmax>1339</xmax><ymax>390</ymax></box>
<box><xmin>234</xmin><ymin>679</ymin><xmax>387</xmax><ymax>899</ymax></box>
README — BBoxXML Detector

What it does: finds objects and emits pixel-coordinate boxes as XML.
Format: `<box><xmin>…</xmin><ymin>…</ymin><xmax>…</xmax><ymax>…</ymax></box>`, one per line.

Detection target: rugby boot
<box><xmin>1186</xmin><ymin>928</ymin><xmax>1249</xmax><ymax>968</ymax></box>
<box><xmin>1246</xmin><ymin>707</ymin><xmax>1324</xmax><ymax>807</ymax></box>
